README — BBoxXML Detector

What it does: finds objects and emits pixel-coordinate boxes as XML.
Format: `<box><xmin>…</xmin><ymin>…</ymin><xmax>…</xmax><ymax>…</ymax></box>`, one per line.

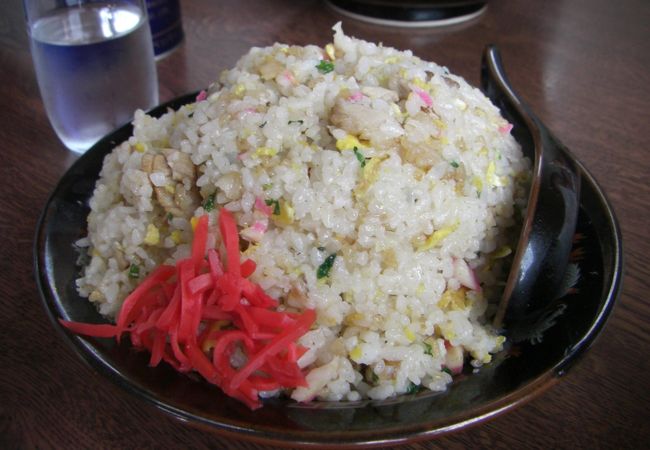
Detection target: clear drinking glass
<box><xmin>24</xmin><ymin>0</ymin><xmax>159</xmax><ymax>153</ymax></box>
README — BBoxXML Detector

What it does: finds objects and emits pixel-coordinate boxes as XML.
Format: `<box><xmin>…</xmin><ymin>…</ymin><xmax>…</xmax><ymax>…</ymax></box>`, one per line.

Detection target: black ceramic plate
<box><xmin>35</xmin><ymin>94</ymin><xmax>622</xmax><ymax>447</ymax></box>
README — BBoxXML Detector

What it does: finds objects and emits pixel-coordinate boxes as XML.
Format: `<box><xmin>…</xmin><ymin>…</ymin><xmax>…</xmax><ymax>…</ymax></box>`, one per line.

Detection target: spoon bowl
<box><xmin>481</xmin><ymin>46</ymin><xmax>581</xmax><ymax>339</ymax></box>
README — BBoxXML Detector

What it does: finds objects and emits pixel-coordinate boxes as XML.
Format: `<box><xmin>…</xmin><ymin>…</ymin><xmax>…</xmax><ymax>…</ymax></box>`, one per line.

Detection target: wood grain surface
<box><xmin>1</xmin><ymin>0</ymin><xmax>649</xmax><ymax>448</ymax></box>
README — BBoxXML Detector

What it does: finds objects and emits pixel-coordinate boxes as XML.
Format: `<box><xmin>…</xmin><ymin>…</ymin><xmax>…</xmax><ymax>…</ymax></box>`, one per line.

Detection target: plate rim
<box><xmin>33</xmin><ymin>93</ymin><xmax>623</xmax><ymax>447</ymax></box>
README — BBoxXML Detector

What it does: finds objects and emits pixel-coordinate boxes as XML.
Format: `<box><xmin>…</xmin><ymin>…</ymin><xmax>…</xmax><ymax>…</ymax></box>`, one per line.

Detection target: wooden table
<box><xmin>2</xmin><ymin>0</ymin><xmax>648</xmax><ymax>448</ymax></box>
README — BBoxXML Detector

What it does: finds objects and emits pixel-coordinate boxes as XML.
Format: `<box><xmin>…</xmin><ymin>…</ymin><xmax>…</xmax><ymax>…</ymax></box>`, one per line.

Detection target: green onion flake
<box><xmin>128</xmin><ymin>264</ymin><xmax>140</xmax><ymax>279</ymax></box>
<box><xmin>406</xmin><ymin>382</ymin><xmax>422</xmax><ymax>395</ymax></box>
<box><xmin>423</xmin><ymin>342</ymin><xmax>433</xmax><ymax>356</ymax></box>
<box><xmin>265</xmin><ymin>199</ymin><xmax>281</xmax><ymax>215</ymax></box>
<box><xmin>316</xmin><ymin>60</ymin><xmax>334</xmax><ymax>74</ymax></box>
<box><xmin>353</xmin><ymin>147</ymin><xmax>366</xmax><ymax>168</ymax></box>
<box><xmin>203</xmin><ymin>193</ymin><xmax>216</xmax><ymax>212</ymax></box>
<box><xmin>317</xmin><ymin>253</ymin><xmax>337</xmax><ymax>279</ymax></box>
<box><xmin>450</xmin><ymin>160</ymin><xmax>459</xmax><ymax>168</ymax></box>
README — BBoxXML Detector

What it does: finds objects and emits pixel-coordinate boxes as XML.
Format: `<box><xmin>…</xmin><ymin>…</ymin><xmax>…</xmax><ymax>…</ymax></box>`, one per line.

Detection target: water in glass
<box><xmin>29</xmin><ymin>2</ymin><xmax>158</xmax><ymax>153</ymax></box>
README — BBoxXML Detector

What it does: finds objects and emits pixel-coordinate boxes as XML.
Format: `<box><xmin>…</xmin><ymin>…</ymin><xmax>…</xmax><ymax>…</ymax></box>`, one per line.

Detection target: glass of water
<box><xmin>24</xmin><ymin>0</ymin><xmax>159</xmax><ymax>153</ymax></box>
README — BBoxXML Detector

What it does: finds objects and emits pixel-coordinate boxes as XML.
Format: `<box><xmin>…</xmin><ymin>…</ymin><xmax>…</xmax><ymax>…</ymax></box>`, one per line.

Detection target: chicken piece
<box><xmin>286</xmin><ymin>283</ymin><xmax>308</xmax><ymax>309</ymax></box>
<box><xmin>399</xmin><ymin>111</ymin><xmax>444</xmax><ymax>170</ymax></box>
<box><xmin>330</xmin><ymin>94</ymin><xmax>403</xmax><ymax>149</ymax></box>
<box><xmin>360</xmin><ymin>86</ymin><xmax>399</xmax><ymax>103</ymax></box>
<box><xmin>112</xmin><ymin>244</ymin><xmax>128</xmax><ymax>270</ymax></box>
<box><xmin>443</xmin><ymin>75</ymin><xmax>460</xmax><ymax>89</ymax></box>
<box><xmin>291</xmin><ymin>357</ymin><xmax>341</xmax><ymax>402</ymax></box>
<box><xmin>141</xmin><ymin>151</ymin><xmax>200</xmax><ymax>217</ymax></box>
<box><xmin>140</xmin><ymin>153</ymin><xmax>153</xmax><ymax>173</ymax></box>
<box><xmin>259</xmin><ymin>57</ymin><xmax>285</xmax><ymax>81</ymax></box>
<box><xmin>161</xmin><ymin>148</ymin><xmax>195</xmax><ymax>182</ymax></box>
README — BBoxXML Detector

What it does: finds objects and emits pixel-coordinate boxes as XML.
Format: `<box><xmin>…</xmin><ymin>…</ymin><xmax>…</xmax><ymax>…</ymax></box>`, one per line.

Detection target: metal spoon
<box><xmin>481</xmin><ymin>46</ymin><xmax>581</xmax><ymax>338</ymax></box>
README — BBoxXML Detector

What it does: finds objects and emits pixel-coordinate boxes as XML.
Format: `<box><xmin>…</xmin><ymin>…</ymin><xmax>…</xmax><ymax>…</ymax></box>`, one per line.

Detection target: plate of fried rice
<box><xmin>35</xmin><ymin>24</ymin><xmax>622</xmax><ymax>446</ymax></box>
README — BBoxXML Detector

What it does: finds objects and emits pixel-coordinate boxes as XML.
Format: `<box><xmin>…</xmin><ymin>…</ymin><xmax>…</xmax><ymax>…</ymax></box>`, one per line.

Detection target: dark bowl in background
<box><xmin>327</xmin><ymin>0</ymin><xmax>489</xmax><ymax>26</ymax></box>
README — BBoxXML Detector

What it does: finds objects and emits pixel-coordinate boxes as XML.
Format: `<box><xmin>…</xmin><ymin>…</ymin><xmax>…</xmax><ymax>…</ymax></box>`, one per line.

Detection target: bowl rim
<box><xmin>33</xmin><ymin>93</ymin><xmax>623</xmax><ymax>448</ymax></box>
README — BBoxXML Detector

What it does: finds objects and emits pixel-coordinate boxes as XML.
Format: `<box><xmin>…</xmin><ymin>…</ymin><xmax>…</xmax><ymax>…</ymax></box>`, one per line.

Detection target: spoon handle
<box><xmin>481</xmin><ymin>46</ymin><xmax>581</xmax><ymax>334</ymax></box>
